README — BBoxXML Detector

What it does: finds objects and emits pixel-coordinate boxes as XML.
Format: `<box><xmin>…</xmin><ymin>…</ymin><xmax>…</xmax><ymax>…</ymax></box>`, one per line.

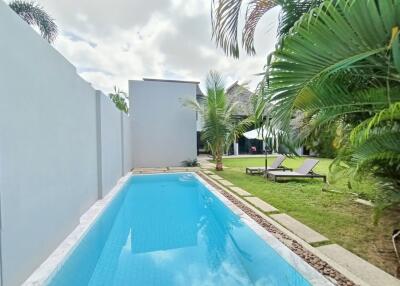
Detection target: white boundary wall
<box><xmin>128</xmin><ymin>80</ymin><xmax>197</xmax><ymax>168</ymax></box>
<box><xmin>122</xmin><ymin>112</ymin><xmax>134</xmax><ymax>173</ymax></box>
<box><xmin>96</xmin><ymin>91</ymin><xmax>124</xmax><ymax>198</ymax></box>
<box><xmin>0</xmin><ymin>3</ymin><xmax>131</xmax><ymax>285</ymax></box>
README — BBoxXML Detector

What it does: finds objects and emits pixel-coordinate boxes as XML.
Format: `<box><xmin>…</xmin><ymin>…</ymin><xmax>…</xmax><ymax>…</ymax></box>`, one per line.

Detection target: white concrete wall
<box><xmin>122</xmin><ymin>111</ymin><xmax>134</xmax><ymax>173</ymax></box>
<box><xmin>96</xmin><ymin>91</ymin><xmax>124</xmax><ymax>197</ymax></box>
<box><xmin>129</xmin><ymin>80</ymin><xmax>197</xmax><ymax>168</ymax></box>
<box><xmin>0</xmin><ymin>3</ymin><xmax>126</xmax><ymax>285</ymax></box>
<box><xmin>196</xmin><ymin>111</ymin><xmax>204</xmax><ymax>131</ymax></box>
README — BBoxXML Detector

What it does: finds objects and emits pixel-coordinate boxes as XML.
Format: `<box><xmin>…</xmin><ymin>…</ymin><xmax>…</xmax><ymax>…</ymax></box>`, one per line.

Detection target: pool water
<box><xmin>48</xmin><ymin>173</ymin><xmax>313</xmax><ymax>286</ymax></box>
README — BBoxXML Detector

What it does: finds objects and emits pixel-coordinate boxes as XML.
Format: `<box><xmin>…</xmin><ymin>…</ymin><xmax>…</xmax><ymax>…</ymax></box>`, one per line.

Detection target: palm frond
<box><xmin>268</xmin><ymin>0</ymin><xmax>400</xmax><ymax>129</ymax></box>
<box><xmin>109</xmin><ymin>86</ymin><xmax>129</xmax><ymax>114</ymax></box>
<box><xmin>278</xmin><ymin>0</ymin><xmax>323</xmax><ymax>37</ymax></box>
<box><xmin>351</xmin><ymin>132</ymin><xmax>400</xmax><ymax>169</ymax></box>
<box><xmin>211</xmin><ymin>0</ymin><xmax>244</xmax><ymax>58</ymax></box>
<box><xmin>293</xmin><ymin>85</ymin><xmax>400</xmax><ymax>113</ymax></box>
<box><xmin>212</xmin><ymin>0</ymin><xmax>279</xmax><ymax>57</ymax></box>
<box><xmin>226</xmin><ymin>116</ymin><xmax>254</xmax><ymax>152</ymax></box>
<box><xmin>350</xmin><ymin>102</ymin><xmax>400</xmax><ymax>144</ymax></box>
<box><xmin>185</xmin><ymin>71</ymin><xmax>251</xmax><ymax>169</ymax></box>
<box><xmin>242</xmin><ymin>0</ymin><xmax>277</xmax><ymax>55</ymax></box>
<box><xmin>9</xmin><ymin>0</ymin><xmax>58</xmax><ymax>43</ymax></box>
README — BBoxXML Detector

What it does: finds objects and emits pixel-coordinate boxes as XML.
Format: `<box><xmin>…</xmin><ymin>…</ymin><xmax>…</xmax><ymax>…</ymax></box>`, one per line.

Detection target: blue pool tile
<box><xmin>48</xmin><ymin>173</ymin><xmax>312</xmax><ymax>286</ymax></box>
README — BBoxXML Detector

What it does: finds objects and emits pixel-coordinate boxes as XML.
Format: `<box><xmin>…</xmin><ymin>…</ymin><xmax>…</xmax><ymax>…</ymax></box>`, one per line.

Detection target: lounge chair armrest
<box><xmin>308</xmin><ymin>171</ymin><xmax>323</xmax><ymax>176</ymax></box>
<box><xmin>281</xmin><ymin>166</ymin><xmax>292</xmax><ymax>171</ymax></box>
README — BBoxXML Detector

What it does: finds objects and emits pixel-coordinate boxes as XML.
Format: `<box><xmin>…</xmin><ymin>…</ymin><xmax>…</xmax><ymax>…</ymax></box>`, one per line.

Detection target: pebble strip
<box><xmin>197</xmin><ymin>172</ymin><xmax>356</xmax><ymax>286</ymax></box>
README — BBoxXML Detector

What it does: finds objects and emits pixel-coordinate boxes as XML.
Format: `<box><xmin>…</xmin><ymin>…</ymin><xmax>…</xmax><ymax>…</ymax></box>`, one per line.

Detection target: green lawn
<box><xmin>209</xmin><ymin>156</ymin><xmax>399</xmax><ymax>276</ymax></box>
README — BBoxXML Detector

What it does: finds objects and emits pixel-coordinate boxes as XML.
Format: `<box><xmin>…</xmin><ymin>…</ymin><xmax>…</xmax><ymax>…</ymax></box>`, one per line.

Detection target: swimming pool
<box><xmin>46</xmin><ymin>173</ymin><xmax>331</xmax><ymax>286</ymax></box>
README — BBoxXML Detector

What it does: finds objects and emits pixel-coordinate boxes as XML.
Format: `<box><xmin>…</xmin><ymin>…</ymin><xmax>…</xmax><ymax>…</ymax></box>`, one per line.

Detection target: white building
<box><xmin>128</xmin><ymin>78</ymin><xmax>200</xmax><ymax>168</ymax></box>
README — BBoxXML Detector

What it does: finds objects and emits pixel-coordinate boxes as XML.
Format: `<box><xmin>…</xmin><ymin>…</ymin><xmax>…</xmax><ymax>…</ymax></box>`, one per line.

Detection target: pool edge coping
<box><xmin>22</xmin><ymin>170</ymin><xmax>360</xmax><ymax>286</ymax></box>
<box><xmin>22</xmin><ymin>173</ymin><xmax>133</xmax><ymax>286</ymax></box>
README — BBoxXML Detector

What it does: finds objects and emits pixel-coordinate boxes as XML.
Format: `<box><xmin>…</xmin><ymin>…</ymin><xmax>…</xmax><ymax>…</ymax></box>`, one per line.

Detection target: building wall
<box><xmin>0</xmin><ymin>3</ymin><xmax>130</xmax><ymax>285</ymax></box>
<box><xmin>196</xmin><ymin>111</ymin><xmax>204</xmax><ymax>132</ymax></box>
<box><xmin>122</xmin><ymin>112</ymin><xmax>134</xmax><ymax>173</ymax></box>
<box><xmin>129</xmin><ymin>80</ymin><xmax>197</xmax><ymax>168</ymax></box>
<box><xmin>97</xmin><ymin>91</ymin><xmax>124</xmax><ymax>197</ymax></box>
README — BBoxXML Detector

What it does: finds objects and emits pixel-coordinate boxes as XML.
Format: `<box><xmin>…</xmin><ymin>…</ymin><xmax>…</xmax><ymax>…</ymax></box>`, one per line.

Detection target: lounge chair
<box><xmin>246</xmin><ymin>155</ymin><xmax>291</xmax><ymax>175</ymax></box>
<box><xmin>265</xmin><ymin>158</ymin><xmax>326</xmax><ymax>182</ymax></box>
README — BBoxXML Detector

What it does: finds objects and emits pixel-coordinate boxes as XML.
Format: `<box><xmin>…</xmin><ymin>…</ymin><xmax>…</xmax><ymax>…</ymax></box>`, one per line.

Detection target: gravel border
<box><xmin>197</xmin><ymin>172</ymin><xmax>356</xmax><ymax>286</ymax></box>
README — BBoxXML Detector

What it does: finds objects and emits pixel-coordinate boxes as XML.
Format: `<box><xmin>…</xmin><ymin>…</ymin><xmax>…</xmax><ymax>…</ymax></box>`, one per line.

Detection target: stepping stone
<box><xmin>209</xmin><ymin>174</ymin><xmax>223</xmax><ymax>180</ymax></box>
<box><xmin>317</xmin><ymin>244</ymin><xmax>400</xmax><ymax>286</ymax></box>
<box><xmin>230</xmin><ymin>187</ymin><xmax>252</xmax><ymax>196</ymax></box>
<box><xmin>355</xmin><ymin>198</ymin><xmax>374</xmax><ymax>207</ymax></box>
<box><xmin>219</xmin><ymin>179</ymin><xmax>234</xmax><ymax>187</ymax></box>
<box><xmin>245</xmin><ymin>197</ymin><xmax>278</xmax><ymax>213</ymax></box>
<box><xmin>270</xmin><ymin>214</ymin><xmax>328</xmax><ymax>244</ymax></box>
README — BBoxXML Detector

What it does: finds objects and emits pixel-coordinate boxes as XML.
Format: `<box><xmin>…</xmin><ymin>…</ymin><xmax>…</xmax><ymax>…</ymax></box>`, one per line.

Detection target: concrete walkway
<box><xmin>245</xmin><ymin>197</ymin><xmax>278</xmax><ymax>213</ymax></box>
<box><xmin>219</xmin><ymin>179</ymin><xmax>234</xmax><ymax>187</ymax></box>
<box><xmin>317</xmin><ymin>244</ymin><xmax>400</xmax><ymax>286</ymax></box>
<box><xmin>230</xmin><ymin>186</ymin><xmax>252</xmax><ymax>196</ymax></box>
<box><xmin>209</xmin><ymin>174</ymin><xmax>223</xmax><ymax>180</ymax></box>
<box><xmin>197</xmin><ymin>155</ymin><xmax>215</xmax><ymax>169</ymax></box>
<box><xmin>271</xmin><ymin>214</ymin><xmax>328</xmax><ymax>244</ymax></box>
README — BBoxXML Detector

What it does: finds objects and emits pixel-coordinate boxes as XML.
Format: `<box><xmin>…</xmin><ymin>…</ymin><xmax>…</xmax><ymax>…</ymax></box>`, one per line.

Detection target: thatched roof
<box><xmin>225</xmin><ymin>82</ymin><xmax>254</xmax><ymax>116</ymax></box>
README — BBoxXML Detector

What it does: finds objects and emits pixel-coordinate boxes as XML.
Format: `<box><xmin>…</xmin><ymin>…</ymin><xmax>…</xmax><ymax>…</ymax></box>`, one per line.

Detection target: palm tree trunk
<box><xmin>215</xmin><ymin>153</ymin><xmax>223</xmax><ymax>171</ymax></box>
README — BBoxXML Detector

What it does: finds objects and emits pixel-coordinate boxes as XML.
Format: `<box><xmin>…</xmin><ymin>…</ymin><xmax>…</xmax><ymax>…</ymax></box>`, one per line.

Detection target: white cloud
<box><xmin>37</xmin><ymin>0</ymin><xmax>280</xmax><ymax>93</ymax></box>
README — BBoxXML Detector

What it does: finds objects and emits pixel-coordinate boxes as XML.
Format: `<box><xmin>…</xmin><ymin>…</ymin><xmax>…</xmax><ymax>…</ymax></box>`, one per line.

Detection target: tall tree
<box><xmin>211</xmin><ymin>0</ymin><xmax>322</xmax><ymax>57</ymax></box>
<box><xmin>186</xmin><ymin>71</ymin><xmax>252</xmax><ymax>171</ymax></box>
<box><xmin>9</xmin><ymin>0</ymin><xmax>58</xmax><ymax>43</ymax></box>
<box><xmin>266</xmin><ymin>0</ymin><xmax>400</xmax><ymax>217</ymax></box>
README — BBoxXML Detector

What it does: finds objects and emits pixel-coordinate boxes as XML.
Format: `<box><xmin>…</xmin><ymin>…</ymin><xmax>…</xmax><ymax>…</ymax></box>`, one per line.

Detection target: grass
<box><xmin>208</xmin><ymin>156</ymin><xmax>399</xmax><ymax>276</ymax></box>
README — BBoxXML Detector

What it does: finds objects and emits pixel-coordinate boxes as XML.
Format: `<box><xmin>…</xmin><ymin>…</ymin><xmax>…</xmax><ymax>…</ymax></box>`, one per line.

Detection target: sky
<box><xmin>30</xmin><ymin>0</ymin><xmax>281</xmax><ymax>93</ymax></box>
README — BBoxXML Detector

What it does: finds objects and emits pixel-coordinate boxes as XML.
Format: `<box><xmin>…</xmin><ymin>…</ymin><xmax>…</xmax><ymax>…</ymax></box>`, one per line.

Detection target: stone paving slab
<box><xmin>219</xmin><ymin>179</ymin><xmax>234</xmax><ymax>187</ymax></box>
<box><xmin>209</xmin><ymin>174</ymin><xmax>223</xmax><ymax>180</ymax></box>
<box><xmin>245</xmin><ymin>197</ymin><xmax>278</xmax><ymax>213</ymax></box>
<box><xmin>354</xmin><ymin>198</ymin><xmax>374</xmax><ymax>207</ymax></box>
<box><xmin>317</xmin><ymin>244</ymin><xmax>400</xmax><ymax>286</ymax></box>
<box><xmin>203</xmin><ymin>170</ymin><xmax>214</xmax><ymax>175</ymax></box>
<box><xmin>270</xmin><ymin>214</ymin><xmax>328</xmax><ymax>244</ymax></box>
<box><xmin>230</xmin><ymin>186</ymin><xmax>252</xmax><ymax>196</ymax></box>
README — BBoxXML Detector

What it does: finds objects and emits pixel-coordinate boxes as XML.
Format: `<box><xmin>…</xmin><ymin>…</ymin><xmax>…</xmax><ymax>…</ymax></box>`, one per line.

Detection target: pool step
<box><xmin>245</xmin><ymin>197</ymin><xmax>278</xmax><ymax>213</ymax></box>
<box><xmin>317</xmin><ymin>244</ymin><xmax>400</xmax><ymax>286</ymax></box>
<box><xmin>270</xmin><ymin>214</ymin><xmax>328</xmax><ymax>244</ymax></box>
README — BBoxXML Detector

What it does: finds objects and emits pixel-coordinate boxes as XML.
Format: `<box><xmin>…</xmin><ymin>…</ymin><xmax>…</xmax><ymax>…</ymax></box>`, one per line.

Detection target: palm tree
<box><xmin>109</xmin><ymin>86</ymin><xmax>129</xmax><ymax>114</ymax></box>
<box><xmin>9</xmin><ymin>0</ymin><xmax>58</xmax><ymax>43</ymax></box>
<box><xmin>186</xmin><ymin>71</ymin><xmax>252</xmax><ymax>171</ymax></box>
<box><xmin>211</xmin><ymin>0</ymin><xmax>322</xmax><ymax>57</ymax></box>
<box><xmin>265</xmin><ymin>0</ymin><xmax>400</xmax><ymax>216</ymax></box>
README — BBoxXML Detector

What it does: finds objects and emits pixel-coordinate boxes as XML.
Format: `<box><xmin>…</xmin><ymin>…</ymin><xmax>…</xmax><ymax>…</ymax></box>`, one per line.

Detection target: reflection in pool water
<box><xmin>48</xmin><ymin>173</ymin><xmax>311</xmax><ymax>286</ymax></box>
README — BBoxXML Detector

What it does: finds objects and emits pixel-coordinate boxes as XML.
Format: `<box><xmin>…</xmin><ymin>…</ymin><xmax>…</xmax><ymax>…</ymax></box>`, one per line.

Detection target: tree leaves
<box><xmin>185</xmin><ymin>71</ymin><xmax>253</xmax><ymax>169</ymax></box>
<box><xmin>265</xmin><ymin>0</ymin><xmax>400</xmax><ymax>218</ymax></box>
<box><xmin>109</xmin><ymin>86</ymin><xmax>129</xmax><ymax>114</ymax></box>
<box><xmin>9</xmin><ymin>0</ymin><xmax>58</xmax><ymax>43</ymax></box>
<box><xmin>269</xmin><ymin>0</ymin><xmax>400</xmax><ymax>129</ymax></box>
